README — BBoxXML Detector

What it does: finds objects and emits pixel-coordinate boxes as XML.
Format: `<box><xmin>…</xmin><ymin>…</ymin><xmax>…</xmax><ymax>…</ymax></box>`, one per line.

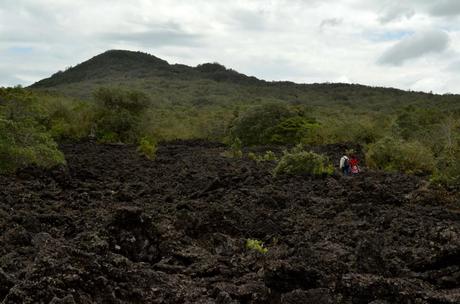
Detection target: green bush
<box><xmin>304</xmin><ymin>114</ymin><xmax>385</xmax><ymax>145</ymax></box>
<box><xmin>248</xmin><ymin>150</ymin><xmax>278</xmax><ymax>163</ymax></box>
<box><xmin>221</xmin><ymin>137</ymin><xmax>243</xmax><ymax>158</ymax></box>
<box><xmin>93</xmin><ymin>87</ymin><xmax>151</xmax><ymax>143</ymax></box>
<box><xmin>0</xmin><ymin>87</ymin><xmax>93</xmax><ymax>140</ymax></box>
<box><xmin>137</xmin><ymin>137</ymin><xmax>157</xmax><ymax>160</ymax></box>
<box><xmin>366</xmin><ymin>137</ymin><xmax>435</xmax><ymax>175</ymax></box>
<box><xmin>46</xmin><ymin>100</ymin><xmax>93</xmax><ymax>140</ymax></box>
<box><xmin>248</xmin><ymin>152</ymin><xmax>258</xmax><ymax>161</ymax></box>
<box><xmin>431</xmin><ymin>149</ymin><xmax>460</xmax><ymax>186</ymax></box>
<box><xmin>393</xmin><ymin>106</ymin><xmax>442</xmax><ymax>141</ymax></box>
<box><xmin>270</xmin><ymin>116</ymin><xmax>319</xmax><ymax>144</ymax></box>
<box><xmin>230</xmin><ymin>103</ymin><xmax>317</xmax><ymax>146</ymax></box>
<box><xmin>0</xmin><ymin>119</ymin><xmax>65</xmax><ymax>173</ymax></box>
<box><xmin>1</xmin><ymin>88</ymin><xmax>51</xmax><ymax>131</ymax></box>
<box><xmin>95</xmin><ymin>108</ymin><xmax>140</xmax><ymax>142</ymax></box>
<box><xmin>94</xmin><ymin>87</ymin><xmax>150</xmax><ymax>114</ymax></box>
<box><xmin>262</xmin><ymin>150</ymin><xmax>277</xmax><ymax>161</ymax></box>
<box><xmin>432</xmin><ymin>164</ymin><xmax>460</xmax><ymax>186</ymax></box>
<box><xmin>273</xmin><ymin>144</ymin><xmax>333</xmax><ymax>177</ymax></box>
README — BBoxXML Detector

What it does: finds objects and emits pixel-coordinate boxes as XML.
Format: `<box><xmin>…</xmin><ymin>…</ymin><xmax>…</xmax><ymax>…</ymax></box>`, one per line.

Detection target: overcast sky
<box><xmin>1</xmin><ymin>0</ymin><xmax>460</xmax><ymax>93</ymax></box>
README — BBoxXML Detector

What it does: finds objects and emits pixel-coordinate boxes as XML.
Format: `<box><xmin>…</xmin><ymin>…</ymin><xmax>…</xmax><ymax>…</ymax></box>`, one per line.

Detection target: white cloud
<box><xmin>0</xmin><ymin>0</ymin><xmax>460</xmax><ymax>93</ymax></box>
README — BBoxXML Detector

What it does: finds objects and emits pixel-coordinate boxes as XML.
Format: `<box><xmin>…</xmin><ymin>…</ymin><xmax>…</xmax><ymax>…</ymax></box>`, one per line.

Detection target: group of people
<box><xmin>339</xmin><ymin>153</ymin><xmax>360</xmax><ymax>176</ymax></box>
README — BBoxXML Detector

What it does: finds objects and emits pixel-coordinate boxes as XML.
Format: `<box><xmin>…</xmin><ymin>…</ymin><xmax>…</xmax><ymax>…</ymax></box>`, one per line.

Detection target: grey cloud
<box><xmin>100</xmin><ymin>28</ymin><xmax>203</xmax><ymax>48</ymax></box>
<box><xmin>0</xmin><ymin>60</ymin><xmax>49</xmax><ymax>86</ymax></box>
<box><xmin>229</xmin><ymin>8</ymin><xmax>268</xmax><ymax>30</ymax></box>
<box><xmin>378</xmin><ymin>30</ymin><xmax>449</xmax><ymax>65</ymax></box>
<box><xmin>378</xmin><ymin>5</ymin><xmax>415</xmax><ymax>23</ymax></box>
<box><xmin>0</xmin><ymin>1</ymin><xmax>77</xmax><ymax>45</ymax></box>
<box><xmin>445</xmin><ymin>59</ymin><xmax>460</xmax><ymax>71</ymax></box>
<box><xmin>373</xmin><ymin>0</ymin><xmax>460</xmax><ymax>19</ymax></box>
<box><xmin>319</xmin><ymin>18</ymin><xmax>342</xmax><ymax>30</ymax></box>
<box><xmin>246</xmin><ymin>58</ymin><xmax>309</xmax><ymax>80</ymax></box>
<box><xmin>429</xmin><ymin>1</ymin><xmax>460</xmax><ymax>17</ymax></box>
<box><xmin>0</xmin><ymin>72</ymin><xmax>25</xmax><ymax>87</ymax></box>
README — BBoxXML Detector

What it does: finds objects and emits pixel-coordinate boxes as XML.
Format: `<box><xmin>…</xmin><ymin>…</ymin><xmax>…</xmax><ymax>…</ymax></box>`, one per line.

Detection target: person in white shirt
<box><xmin>339</xmin><ymin>154</ymin><xmax>350</xmax><ymax>176</ymax></box>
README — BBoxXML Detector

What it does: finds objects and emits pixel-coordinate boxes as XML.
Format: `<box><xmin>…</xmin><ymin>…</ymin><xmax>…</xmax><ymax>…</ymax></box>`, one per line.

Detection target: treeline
<box><xmin>1</xmin><ymin>86</ymin><xmax>459</xmax><ymax>186</ymax></box>
<box><xmin>0</xmin><ymin>86</ymin><xmax>236</xmax><ymax>172</ymax></box>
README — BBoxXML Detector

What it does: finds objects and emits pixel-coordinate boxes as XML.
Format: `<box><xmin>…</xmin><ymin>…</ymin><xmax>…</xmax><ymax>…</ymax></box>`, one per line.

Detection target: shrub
<box><xmin>221</xmin><ymin>137</ymin><xmax>243</xmax><ymax>158</ymax></box>
<box><xmin>248</xmin><ymin>150</ymin><xmax>278</xmax><ymax>163</ymax></box>
<box><xmin>393</xmin><ymin>107</ymin><xmax>442</xmax><ymax>141</ymax></box>
<box><xmin>94</xmin><ymin>87</ymin><xmax>150</xmax><ymax>114</ymax></box>
<box><xmin>432</xmin><ymin>164</ymin><xmax>460</xmax><ymax>186</ymax></box>
<box><xmin>270</xmin><ymin>116</ymin><xmax>320</xmax><ymax>144</ymax></box>
<box><xmin>93</xmin><ymin>87</ymin><xmax>150</xmax><ymax>143</ymax></box>
<box><xmin>246</xmin><ymin>239</ymin><xmax>268</xmax><ymax>254</ymax></box>
<box><xmin>263</xmin><ymin>150</ymin><xmax>277</xmax><ymax>161</ymax></box>
<box><xmin>248</xmin><ymin>152</ymin><xmax>258</xmax><ymax>161</ymax></box>
<box><xmin>273</xmin><ymin>144</ymin><xmax>334</xmax><ymax>177</ymax></box>
<box><xmin>0</xmin><ymin>87</ymin><xmax>93</xmax><ymax>141</ymax></box>
<box><xmin>0</xmin><ymin>119</ymin><xmax>65</xmax><ymax>173</ymax></box>
<box><xmin>0</xmin><ymin>88</ymin><xmax>67</xmax><ymax>173</ymax></box>
<box><xmin>304</xmin><ymin>114</ymin><xmax>385</xmax><ymax>145</ymax></box>
<box><xmin>431</xmin><ymin>149</ymin><xmax>460</xmax><ymax>186</ymax></box>
<box><xmin>95</xmin><ymin>108</ymin><xmax>140</xmax><ymax>142</ymax></box>
<box><xmin>365</xmin><ymin>137</ymin><xmax>435</xmax><ymax>175</ymax></box>
<box><xmin>46</xmin><ymin>100</ymin><xmax>93</xmax><ymax>140</ymax></box>
<box><xmin>1</xmin><ymin>89</ymin><xmax>50</xmax><ymax>130</ymax></box>
<box><xmin>230</xmin><ymin>103</ymin><xmax>291</xmax><ymax>146</ymax></box>
<box><xmin>230</xmin><ymin>103</ymin><xmax>317</xmax><ymax>146</ymax></box>
<box><xmin>137</xmin><ymin>137</ymin><xmax>157</xmax><ymax>160</ymax></box>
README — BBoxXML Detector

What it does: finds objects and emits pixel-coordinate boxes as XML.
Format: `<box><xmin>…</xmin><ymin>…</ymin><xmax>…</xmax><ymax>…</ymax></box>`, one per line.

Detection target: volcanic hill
<box><xmin>30</xmin><ymin>50</ymin><xmax>460</xmax><ymax>111</ymax></box>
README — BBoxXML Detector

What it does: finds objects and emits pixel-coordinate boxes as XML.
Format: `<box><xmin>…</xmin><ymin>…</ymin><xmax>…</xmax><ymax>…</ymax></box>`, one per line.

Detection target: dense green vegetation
<box><xmin>1</xmin><ymin>50</ymin><xmax>460</xmax><ymax>186</ymax></box>
<box><xmin>92</xmin><ymin>87</ymin><xmax>151</xmax><ymax>143</ymax></box>
<box><xmin>365</xmin><ymin>137</ymin><xmax>435</xmax><ymax>175</ymax></box>
<box><xmin>229</xmin><ymin>103</ymin><xmax>318</xmax><ymax>146</ymax></box>
<box><xmin>0</xmin><ymin>88</ymin><xmax>67</xmax><ymax>173</ymax></box>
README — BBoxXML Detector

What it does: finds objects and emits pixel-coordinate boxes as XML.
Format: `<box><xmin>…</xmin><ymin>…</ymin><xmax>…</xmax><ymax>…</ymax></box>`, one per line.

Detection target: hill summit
<box><xmin>31</xmin><ymin>50</ymin><xmax>258</xmax><ymax>89</ymax></box>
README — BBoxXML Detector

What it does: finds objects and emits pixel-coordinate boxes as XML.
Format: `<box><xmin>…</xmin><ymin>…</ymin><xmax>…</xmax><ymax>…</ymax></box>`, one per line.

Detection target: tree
<box><xmin>230</xmin><ymin>103</ymin><xmax>317</xmax><ymax>146</ymax></box>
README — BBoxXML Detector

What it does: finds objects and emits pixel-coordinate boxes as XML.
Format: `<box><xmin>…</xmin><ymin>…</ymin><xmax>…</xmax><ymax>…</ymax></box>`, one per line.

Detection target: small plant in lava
<box><xmin>248</xmin><ymin>150</ymin><xmax>278</xmax><ymax>163</ymax></box>
<box><xmin>222</xmin><ymin>137</ymin><xmax>243</xmax><ymax>158</ymax></box>
<box><xmin>137</xmin><ymin>137</ymin><xmax>157</xmax><ymax>160</ymax></box>
<box><xmin>246</xmin><ymin>239</ymin><xmax>268</xmax><ymax>254</ymax></box>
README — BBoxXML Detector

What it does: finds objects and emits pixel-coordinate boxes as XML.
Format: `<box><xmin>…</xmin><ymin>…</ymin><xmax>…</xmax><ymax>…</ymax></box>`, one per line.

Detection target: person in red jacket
<box><xmin>349</xmin><ymin>155</ymin><xmax>360</xmax><ymax>175</ymax></box>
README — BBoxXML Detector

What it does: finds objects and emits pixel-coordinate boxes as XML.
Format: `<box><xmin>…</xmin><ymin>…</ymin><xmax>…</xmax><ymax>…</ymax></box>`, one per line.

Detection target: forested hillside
<box><xmin>31</xmin><ymin>50</ymin><xmax>460</xmax><ymax>112</ymax></box>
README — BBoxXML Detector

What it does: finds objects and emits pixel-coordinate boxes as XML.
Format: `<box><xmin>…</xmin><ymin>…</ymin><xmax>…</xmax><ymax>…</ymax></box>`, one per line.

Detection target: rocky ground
<box><xmin>0</xmin><ymin>140</ymin><xmax>459</xmax><ymax>304</ymax></box>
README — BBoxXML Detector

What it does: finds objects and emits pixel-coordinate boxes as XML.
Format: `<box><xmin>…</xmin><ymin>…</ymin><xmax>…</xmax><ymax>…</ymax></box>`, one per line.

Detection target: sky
<box><xmin>1</xmin><ymin>0</ymin><xmax>460</xmax><ymax>93</ymax></box>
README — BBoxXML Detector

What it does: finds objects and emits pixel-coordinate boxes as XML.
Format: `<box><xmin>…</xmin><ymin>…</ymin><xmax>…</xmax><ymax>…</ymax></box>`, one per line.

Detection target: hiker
<box><xmin>339</xmin><ymin>154</ymin><xmax>350</xmax><ymax>176</ymax></box>
<box><xmin>349</xmin><ymin>155</ymin><xmax>360</xmax><ymax>175</ymax></box>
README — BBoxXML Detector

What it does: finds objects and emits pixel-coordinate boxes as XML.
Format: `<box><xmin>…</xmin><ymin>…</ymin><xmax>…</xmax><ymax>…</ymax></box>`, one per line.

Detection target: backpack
<box><xmin>343</xmin><ymin>157</ymin><xmax>349</xmax><ymax>167</ymax></box>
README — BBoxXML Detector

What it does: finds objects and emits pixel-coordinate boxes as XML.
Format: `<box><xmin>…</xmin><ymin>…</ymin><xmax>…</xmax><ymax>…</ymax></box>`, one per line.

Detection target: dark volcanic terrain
<box><xmin>0</xmin><ymin>140</ymin><xmax>459</xmax><ymax>303</ymax></box>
